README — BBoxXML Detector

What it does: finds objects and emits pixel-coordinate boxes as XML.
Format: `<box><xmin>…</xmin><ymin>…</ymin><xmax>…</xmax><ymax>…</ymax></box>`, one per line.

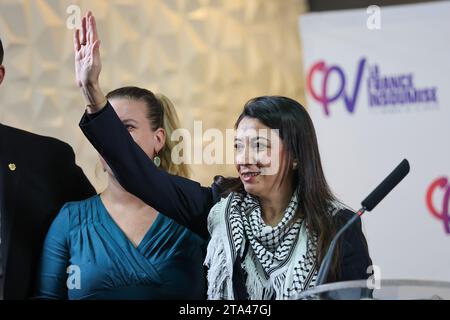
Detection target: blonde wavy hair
<box><xmin>105</xmin><ymin>86</ymin><xmax>190</xmax><ymax>178</ymax></box>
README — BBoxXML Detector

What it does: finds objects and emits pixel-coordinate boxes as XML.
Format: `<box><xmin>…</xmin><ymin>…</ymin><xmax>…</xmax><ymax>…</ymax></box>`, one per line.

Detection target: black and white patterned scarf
<box><xmin>205</xmin><ymin>190</ymin><xmax>320</xmax><ymax>300</ymax></box>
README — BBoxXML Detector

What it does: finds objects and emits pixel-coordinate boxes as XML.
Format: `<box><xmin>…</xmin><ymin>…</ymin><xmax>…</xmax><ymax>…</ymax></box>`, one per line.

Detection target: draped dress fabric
<box><xmin>35</xmin><ymin>195</ymin><xmax>206</xmax><ymax>300</ymax></box>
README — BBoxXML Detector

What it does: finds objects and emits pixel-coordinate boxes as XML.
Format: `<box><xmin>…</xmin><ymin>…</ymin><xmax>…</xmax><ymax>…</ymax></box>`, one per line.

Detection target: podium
<box><xmin>290</xmin><ymin>279</ymin><xmax>450</xmax><ymax>300</ymax></box>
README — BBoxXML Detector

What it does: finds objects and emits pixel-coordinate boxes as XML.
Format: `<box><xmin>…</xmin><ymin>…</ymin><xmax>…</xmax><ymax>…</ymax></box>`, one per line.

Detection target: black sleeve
<box><xmin>55</xmin><ymin>142</ymin><xmax>97</xmax><ymax>202</ymax></box>
<box><xmin>338</xmin><ymin>209</ymin><xmax>373</xmax><ymax>281</ymax></box>
<box><xmin>79</xmin><ymin>102</ymin><xmax>219</xmax><ymax>239</ymax></box>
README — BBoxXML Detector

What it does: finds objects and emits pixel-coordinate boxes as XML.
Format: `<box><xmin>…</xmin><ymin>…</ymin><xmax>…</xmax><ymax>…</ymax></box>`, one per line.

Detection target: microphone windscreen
<box><xmin>361</xmin><ymin>159</ymin><xmax>410</xmax><ymax>211</ymax></box>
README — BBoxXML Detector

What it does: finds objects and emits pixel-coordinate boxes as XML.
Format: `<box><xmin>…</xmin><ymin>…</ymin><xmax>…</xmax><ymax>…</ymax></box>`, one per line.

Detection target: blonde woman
<box><xmin>35</xmin><ymin>86</ymin><xmax>206</xmax><ymax>299</ymax></box>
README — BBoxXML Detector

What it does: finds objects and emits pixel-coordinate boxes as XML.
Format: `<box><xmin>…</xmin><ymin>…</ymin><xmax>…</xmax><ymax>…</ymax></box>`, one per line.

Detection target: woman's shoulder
<box><xmin>45</xmin><ymin>195</ymin><xmax>99</xmax><ymax>243</ymax></box>
<box><xmin>332</xmin><ymin>206</ymin><xmax>371</xmax><ymax>263</ymax></box>
<box><xmin>55</xmin><ymin>194</ymin><xmax>101</xmax><ymax>226</ymax></box>
<box><xmin>209</xmin><ymin>192</ymin><xmax>234</xmax><ymax>213</ymax></box>
<box><xmin>59</xmin><ymin>194</ymin><xmax>100</xmax><ymax>213</ymax></box>
<box><xmin>62</xmin><ymin>194</ymin><xmax>99</xmax><ymax>207</ymax></box>
<box><xmin>332</xmin><ymin>206</ymin><xmax>363</xmax><ymax>229</ymax></box>
<box><xmin>206</xmin><ymin>192</ymin><xmax>237</xmax><ymax>233</ymax></box>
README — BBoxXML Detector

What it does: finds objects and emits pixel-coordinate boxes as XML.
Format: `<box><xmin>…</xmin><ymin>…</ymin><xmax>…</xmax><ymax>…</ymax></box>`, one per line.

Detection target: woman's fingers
<box><xmin>74</xmin><ymin>29</ymin><xmax>81</xmax><ymax>52</ymax></box>
<box><xmin>80</xmin><ymin>15</ymin><xmax>87</xmax><ymax>45</ymax></box>
<box><xmin>78</xmin><ymin>11</ymin><xmax>97</xmax><ymax>47</ymax></box>
<box><xmin>86</xmin><ymin>11</ymin><xmax>93</xmax><ymax>44</ymax></box>
<box><xmin>90</xmin><ymin>14</ymin><xmax>99</xmax><ymax>43</ymax></box>
<box><xmin>88</xmin><ymin>16</ymin><xmax>94</xmax><ymax>45</ymax></box>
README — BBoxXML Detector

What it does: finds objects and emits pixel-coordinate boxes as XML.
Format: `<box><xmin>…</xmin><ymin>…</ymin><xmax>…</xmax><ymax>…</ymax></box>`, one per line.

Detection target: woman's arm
<box><xmin>80</xmin><ymin>102</ymin><xmax>218</xmax><ymax>238</ymax></box>
<box><xmin>34</xmin><ymin>206</ymin><xmax>71</xmax><ymax>299</ymax></box>
<box><xmin>74</xmin><ymin>12</ymin><xmax>218</xmax><ymax>238</ymax></box>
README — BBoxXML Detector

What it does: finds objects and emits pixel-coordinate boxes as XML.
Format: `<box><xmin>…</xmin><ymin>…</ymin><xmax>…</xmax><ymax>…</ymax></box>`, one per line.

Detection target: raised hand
<box><xmin>74</xmin><ymin>11</ymin><xmax>106</xmax><ymax>112</ymax></box>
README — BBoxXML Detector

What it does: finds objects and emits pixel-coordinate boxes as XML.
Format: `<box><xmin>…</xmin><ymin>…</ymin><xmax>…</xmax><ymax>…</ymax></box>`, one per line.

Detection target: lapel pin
<box><xmin>8</xmin><ymin>163</ymin><xmax>16</xmax><ymax>171</ymax></box>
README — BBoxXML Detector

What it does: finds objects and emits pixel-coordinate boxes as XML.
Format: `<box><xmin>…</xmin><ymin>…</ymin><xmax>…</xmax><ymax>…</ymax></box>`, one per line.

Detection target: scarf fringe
<box><xmin>272</xmin><ymin>271</ymin><xmax>288</xmax><ymax>300</ymax></box>
<box><xmin>242</xmin><ymin>252</ymin><xmax>274</xmax><ymax>300</ymax></box>
<box><xmin>205</xmin><ymin>200</ymin><xmax>234</xmax><ymax>300</ymax></box>
<box><xmin>205</xmin><ymin>236</ymin><xmax>232</xmax><ymax>299</ymax></box>
<box><xmin>241</xmin><ymin>250</ymin><xmax>291</xmax><ymax>300</ymax></box>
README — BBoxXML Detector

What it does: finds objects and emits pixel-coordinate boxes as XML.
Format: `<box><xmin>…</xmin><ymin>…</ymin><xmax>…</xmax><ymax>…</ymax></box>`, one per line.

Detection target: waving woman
<box><xmin>75</xmin><ymin>11</ymin><xmax>372</xmax><ymax>300</ymax></box>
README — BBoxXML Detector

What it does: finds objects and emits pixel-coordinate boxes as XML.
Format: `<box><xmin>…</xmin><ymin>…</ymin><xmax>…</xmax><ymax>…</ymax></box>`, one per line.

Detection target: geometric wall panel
<box><xmin>0</xmin><ymin>0</ymin><xmax>307</xmax><ymax>190</ymax></box>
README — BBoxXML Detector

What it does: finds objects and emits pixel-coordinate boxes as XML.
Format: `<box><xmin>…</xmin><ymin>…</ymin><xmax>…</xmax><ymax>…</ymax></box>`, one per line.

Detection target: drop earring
<box><xmin>153</xmin><ymin>153</ymin><xmax>161</xmax><ymax>168</ymax></box>
<box><xmin>292</xmin><ymin>160</ymin><xmax>299</xmax><ymax>170</ymax></box>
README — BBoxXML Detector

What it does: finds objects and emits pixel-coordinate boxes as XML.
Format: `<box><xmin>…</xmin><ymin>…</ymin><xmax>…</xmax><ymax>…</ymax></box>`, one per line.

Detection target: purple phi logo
<box><xmin>306</xmin><ymin>58</ymin><xmax>366</xmax><ymax>116</ymax></box>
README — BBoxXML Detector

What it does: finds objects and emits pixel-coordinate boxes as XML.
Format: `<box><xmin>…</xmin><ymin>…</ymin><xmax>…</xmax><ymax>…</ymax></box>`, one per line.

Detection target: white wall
<box><xmin>300</xmin><ymin>2</ymin><xmax>450</xmax><ymax>281</ymax></box>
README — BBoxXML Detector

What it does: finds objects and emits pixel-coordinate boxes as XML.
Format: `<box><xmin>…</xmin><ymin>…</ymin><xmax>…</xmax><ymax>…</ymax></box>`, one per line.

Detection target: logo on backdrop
<box><xmin>426</xmin><ymin>177</ymin><xmax>450</xmax><ymax>235</ymax></box>
<box><xmin>306</xmin><ymin>59</ymin><xmax>366</xmax><ymax>116</ymax></box>
<box><xmin>306</xmin><ymin>58</ymin><xmax>439</xmax><ymax>116</ymax></box>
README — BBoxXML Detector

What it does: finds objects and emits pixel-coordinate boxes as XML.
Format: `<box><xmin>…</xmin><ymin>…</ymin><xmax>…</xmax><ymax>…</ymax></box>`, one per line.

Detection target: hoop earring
<box><xmin>153</xmin><ymin>154</ymin><xmax>161</xmax><ymax>168</ymax></box>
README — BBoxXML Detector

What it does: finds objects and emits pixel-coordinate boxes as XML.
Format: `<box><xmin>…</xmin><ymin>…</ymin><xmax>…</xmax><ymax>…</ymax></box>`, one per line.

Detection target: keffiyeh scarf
<box><xmin>205</xmin><ymin>190</ymin><xmax>321</xmax><ymax>300</ymax></box>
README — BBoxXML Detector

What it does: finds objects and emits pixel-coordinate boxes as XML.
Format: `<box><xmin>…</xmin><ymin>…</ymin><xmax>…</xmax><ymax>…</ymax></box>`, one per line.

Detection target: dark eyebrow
<box><xmin>251</xmin><ymin>136</ymin><xmax>270</xmax><ymax>143</ymax></box>
<box><xmin>122</xmin><ymin>118</ymin><xmax>138</xmax><ymax>125</ymax></box>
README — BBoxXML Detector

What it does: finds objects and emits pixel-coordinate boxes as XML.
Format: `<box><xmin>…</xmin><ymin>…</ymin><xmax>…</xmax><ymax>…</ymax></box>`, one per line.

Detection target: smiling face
<box><xmin>99</xmin><ymin>98</ymin><xmax>165</xmax><ymax>176</ymax></box>
<box><xmin>235</xmin><ymin>116</ymin><xmax>294</xmax><ymax>199</ymax></box>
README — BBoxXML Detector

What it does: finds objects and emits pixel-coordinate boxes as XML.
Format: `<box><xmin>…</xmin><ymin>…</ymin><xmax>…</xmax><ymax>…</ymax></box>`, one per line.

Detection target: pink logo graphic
<box><xmin>306</xmin><ymin>58</ymin><xmax>366</xmax><ymax>116</ymax></box>
<box><xmin>426</xmin><ymin>177</ymin><xmax>450</xmax><ymax>234</ymax></box>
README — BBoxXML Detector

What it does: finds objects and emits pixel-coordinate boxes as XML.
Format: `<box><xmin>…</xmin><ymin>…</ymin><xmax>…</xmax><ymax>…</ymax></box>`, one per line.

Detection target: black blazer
<box><xmin>0</xmin><ymin>124</ymin><xmax>96</xmax><ymax>299</ymax></box>
<box><xmin>80</xmin><ymin>103</ymin><xmax>372</xmax><ymax>295</ymax></box>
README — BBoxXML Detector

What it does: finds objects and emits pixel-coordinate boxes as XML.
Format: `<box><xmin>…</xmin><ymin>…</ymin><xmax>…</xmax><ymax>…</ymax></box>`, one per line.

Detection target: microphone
<box><xmin>361</xmin><ymin>159</ymin><xmax>410</xmax><ymax>211</ymax></box>
<box><xmin>315</xmin><ymin>159</ymin><xmax>410</xmax><ymax>286</ymax></box>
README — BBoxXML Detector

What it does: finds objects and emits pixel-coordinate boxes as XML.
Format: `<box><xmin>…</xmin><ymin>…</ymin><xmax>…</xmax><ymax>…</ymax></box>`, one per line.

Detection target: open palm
<box><xmin>74</xmin><ymin>12</ymin><xmax>101</xmax><ymax>88</ymax></box>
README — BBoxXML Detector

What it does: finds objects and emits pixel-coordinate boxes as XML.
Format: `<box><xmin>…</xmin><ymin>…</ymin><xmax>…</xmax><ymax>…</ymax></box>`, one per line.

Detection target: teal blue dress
<box><xmin>35</xmin><ymin>195</ymin><xmax>206</xmax><ymax>299</ymax></box>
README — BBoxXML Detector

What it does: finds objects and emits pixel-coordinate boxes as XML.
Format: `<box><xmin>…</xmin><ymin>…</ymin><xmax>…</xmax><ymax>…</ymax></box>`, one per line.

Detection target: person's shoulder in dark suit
<box><xmin>4</xmin><ymin>124</ymin><xmax>76</xmax><ymax>159</ymax></box>
<box><xmin>0</xmin><ymin>124</ymin><xmax>96</xmax><ymax>299</ymax></box>
<box><xmin>3</xmin><ymin>124</ymin><xmax>94</xmax><ymax>193</ymax></box>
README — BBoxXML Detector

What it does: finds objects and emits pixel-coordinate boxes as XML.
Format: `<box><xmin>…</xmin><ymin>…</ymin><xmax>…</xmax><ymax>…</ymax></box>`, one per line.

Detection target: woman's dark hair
<box><xmin>216</xmin><ymin>95</ymin><xmax>343</xmax><ymax>281</ymax></box>
<box><xmin>106</xmin><ymin>86</ymin><xmax>190</xmax><ymax>178</ymax></box>
<box><xmin>0</xmin><ymin>38</ymin><xmax>4</xmax><ymax>64</ymax></box>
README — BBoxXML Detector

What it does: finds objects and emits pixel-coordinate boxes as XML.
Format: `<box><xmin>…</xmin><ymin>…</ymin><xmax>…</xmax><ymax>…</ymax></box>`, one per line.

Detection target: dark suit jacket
<box><xmin>80</xmin><ymin>103</ymin><xmax>372</xmax><ymax>298</ymax></box>
<box><xmin>0</xmin><ymin>124</ymin><xmax>96</xmax><ymax>299</ymax></box>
